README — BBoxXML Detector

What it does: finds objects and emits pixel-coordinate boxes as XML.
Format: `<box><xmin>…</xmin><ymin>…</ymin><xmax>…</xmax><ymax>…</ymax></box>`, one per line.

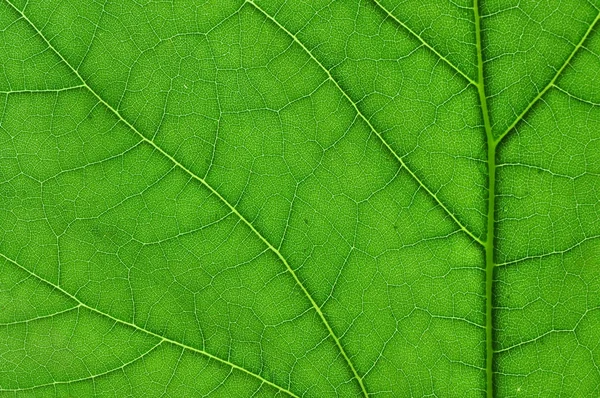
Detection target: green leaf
<box><xmin>1</xmin><ymin>0</ymin><xmax>599</xmax><ymax>396</ymax></box>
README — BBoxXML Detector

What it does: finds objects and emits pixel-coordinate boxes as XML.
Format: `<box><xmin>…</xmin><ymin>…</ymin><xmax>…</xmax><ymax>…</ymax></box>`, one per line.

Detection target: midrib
<box><xmin>473</xmin><ymin>1</ymin><xmax>495</xmax><ymax>397</ymax></box>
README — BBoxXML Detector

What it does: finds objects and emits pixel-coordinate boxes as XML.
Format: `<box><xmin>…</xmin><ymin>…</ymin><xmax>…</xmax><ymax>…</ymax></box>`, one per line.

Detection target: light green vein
<box><xmin>495</xmin><ymin>235</ymin><xmax>600</xmax><ymax>267</ymax></box>
<box><xmin>0</xmin><ymin>305</ymin><xmax>81</xmax><ymax>327</ymax></box>
<box><xmin>553</xmin><ymin>83</ymin><xmax>600</xmax><ymax>107</ymax></box>
<box><xmin>369</xmin><ymin>0</ymin><xmax>478</xmax><ymax>86</ymax></box>
<box><xmin>494</xmin><ymin>11</ymin><xmax>600</xmax><ymax>144</ymax></box>
<box><xmin>247</xmin><ymin>0</ymin><xmax>486</xmax><ymax>248</ymax></box>
<box><xmin>0</xmin><ymin>85</ymin><xmax>86</xmax><ymax>95</ymax></box>
<box><xmin>493</xmin><ymin>329</ymin><xmax>574</xmax><ymax>354</ymax></box>
<box><xmin>473</xmin><ymin>1</ymin><xmax>495</xmax><ymax>397</ymax></box>
<box><xmin>3</xmin><ymin>2</ymin><xmax>355</xmax><ymax>396</ymax></box>
<box><xmin>497</xmin><ymin>162</ymin><xmax>599</xmax><ymax>180</ymax></box>
<box><xmin>0</xmin><ymin>251</ymin><xmax>299</xmax><ymax>398</ymax></box>
<box><xmin>0</xmin><ymin>337</ymin><xmax>164</xmax><ymax>392</ymax></box>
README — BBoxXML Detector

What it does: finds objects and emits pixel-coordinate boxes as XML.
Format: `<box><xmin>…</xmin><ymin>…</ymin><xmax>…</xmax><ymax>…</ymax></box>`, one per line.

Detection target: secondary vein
<box><xmin>3</xmin><ymin>1</ymin><xmax>360</xmax><ymax>396</ymax></box>
<box><xmin>369</xmin><ymin>0</ymin><xmax>478</xmax><ymax>86</ymax></box>
<box><xmin>0</xmin><ymin>337</ymin><xmax>164</xmax><ymax>392</ymax></box>
<box><xmin>0</xmin><ymin>252</ymin><xmax>299</xmax><ymax>398</ymax></box>
<box><xmin>494</xmin><ymin>11</ymin><xmax>600</xmax><ymax>144</ymax></box>
<box><xmin>247</xmin><ymin>0</ymin><xmax>485</xmax><ymax>248</ymax></box>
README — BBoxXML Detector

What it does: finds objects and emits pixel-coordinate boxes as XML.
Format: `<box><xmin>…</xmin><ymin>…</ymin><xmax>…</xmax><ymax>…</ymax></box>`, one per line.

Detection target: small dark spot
<box><xmin>303</xmin><ymin>218</ymin><xmax>309</xmax><ymax>225</ymax></box>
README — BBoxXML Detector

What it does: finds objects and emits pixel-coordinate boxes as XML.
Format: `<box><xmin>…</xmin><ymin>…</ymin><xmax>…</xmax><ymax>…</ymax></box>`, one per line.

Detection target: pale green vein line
<box><xmin>0</xmin><ymin>251</ymin><xmax>299</xmax><ymax>398</ymax></box>
<box><xmin>3</xmin><ymin>3</ymin><xmax>348</xmax><ymax>396</ymax></box>
<box><xmin>0</xmin><ymin>85</ymin><xmax>86</xmax><ymax>94</ymax></box>
<box><xmin>495</xmin><ymin>235</ymin><xmax>600</xmax><ymax>267</ymax></box>
<box><xmin>494</xmin><ymin>308</ymin><xmax>600</xmax><ymax>355</ymax></box>
<box><xmin>473</xmin><ymin>1</ymin><xmax>495</xmax><ymax>397</ymax></box>
<box><xmin>247</xmin><ymin>0</ymin><xmax>485</xmax><ymax>248</ymax></box>
<box><xmin>493</xmin><ymin>329</ymin><xmax>574</xmax><ymax>354</ymax></box>
<box><xmin>494</xmin><ymin>11</ymin><xmax>600</xmax><ymax>144</ymax></box>
<box><xmin>553</xmin><ymin>83</ymin><xmax>600</xmax><ymax>106</ymax></box>
<box><xmin>497</xmin><ymin>162</ymin><xmax>599</xmax><ymax>180</ymax></box>
<box><xmin>164</xmin><ymin>346</ymin><xmax>186</xmax><ymax>395</ymax></box>
<box><xmin>0</xmin><ymin>337</ymin><xmax>164</xmax><ymax>392</ymax></box>
<box><xmin>429</xmin><ymin>314</ymin><xmax>485</xmax><ymax>329</ymax></box>
<box><xmin>0</xmin><ymin>305</ymin><xmax>81</xmax><ymax>327</ymax></box>
<box><xmin>369</xmin><ymin>0</ymin><xmax>478</xmax><ymax>86</ymax></box>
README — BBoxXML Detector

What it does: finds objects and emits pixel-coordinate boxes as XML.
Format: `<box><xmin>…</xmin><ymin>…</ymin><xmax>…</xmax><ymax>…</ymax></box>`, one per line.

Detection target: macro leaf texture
<box><xmin>1</xmin><ymin>0</ymin><xmax>600</xmax><ymax>396</ymax></box>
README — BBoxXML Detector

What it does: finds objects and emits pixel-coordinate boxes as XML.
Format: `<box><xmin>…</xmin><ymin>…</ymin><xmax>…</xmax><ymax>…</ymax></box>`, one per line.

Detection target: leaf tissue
<box><xmin>1</xmin><ymin>0</ymin><xmax>599</xmax><ymax>396</ymax></box>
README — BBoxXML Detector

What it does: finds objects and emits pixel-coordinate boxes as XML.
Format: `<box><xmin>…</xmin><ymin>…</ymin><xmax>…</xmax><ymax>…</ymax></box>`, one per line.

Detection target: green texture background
<box><xmin>1</xmin><ymin>0</ymin><xmax>599</xmax><ymax>396</ymax></box>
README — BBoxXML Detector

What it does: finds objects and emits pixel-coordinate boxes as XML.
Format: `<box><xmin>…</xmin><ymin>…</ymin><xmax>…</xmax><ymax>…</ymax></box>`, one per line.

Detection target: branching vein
<box><xmin>0</xmin><ymin>252</ymin><xmax>299</xmax><ymax>398</ymax></box>
<box><xmin>3</xmin><ymin>1</ymin><xmax>363</xmax><ymax>395</ymax></box>
<box><xmin>494</xmin><ymin>11</ymin><xmax>600</xmax><ymax>144</ymax></box>
<box><xmin>369</xmin><ymin>0</ymin><xmax>478</xmax><ymax>86</ymax></box>
<box><xmin>247</xmin><ymin>0</ymin><xmax>486</xmax><ymax>248</ymax></box>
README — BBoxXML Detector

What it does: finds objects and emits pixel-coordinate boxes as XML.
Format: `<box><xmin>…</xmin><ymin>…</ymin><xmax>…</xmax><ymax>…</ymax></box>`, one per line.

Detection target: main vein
<box><xmin>247</xmin><ymin>0</ymin><xmax>485</xmax><ymax>248</ymax></box>
<box><xmin>472</xmin><ymin>1</ymin><xmax>495</xmax><ymax>397</ymax></box>
<box><xmin>478</xmin><ymin>10</ymin><xmax>600</xmax><ymax>396</ymax></box>
<box><xmin>3</xmin><ymin>1</ymin><xmax>365</xmax><ymax>395</ymax></box>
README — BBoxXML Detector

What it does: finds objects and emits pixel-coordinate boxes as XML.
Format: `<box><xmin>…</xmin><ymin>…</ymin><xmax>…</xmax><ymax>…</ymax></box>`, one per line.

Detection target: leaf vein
<box><xmin>0</xmin><ymin>335</ymin><xmax>163</xmax><ymax>392</ymax></box>
<box><xmin>0</xmin><ymin>251</ymin><xmax>299</xmax><ymax>398</ymax></box>
<box><xmin>2</xmin><ymin>1</ymin><xmax>359</xmax><ymax>395</ymax></box>
<box><xmin>246</xmin><ymin>0</ymin><xmax>485</xmax><ymax>247</ymax></box>
<box><xmin>495</xmin><ymin>235</ymin><xmax>600</xmax><ymax>267</ymax></box>
<box><xmin>368</xmin><ymin>0</ymin><xmax>478</xmax><ymax>86</ymax></box>
<box><xmin>494</xmin><ymin>11</ymin><xmax>600</xmax><ymax>144</ymax></box>
<box><xmin>0</xmin><ymin>305</ymin><xmax>81</xmax><ymax>327</ymax></box>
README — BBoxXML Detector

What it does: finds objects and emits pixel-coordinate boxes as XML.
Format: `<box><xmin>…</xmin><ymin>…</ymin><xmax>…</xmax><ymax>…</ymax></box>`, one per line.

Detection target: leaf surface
<box><xmin>1</xmin><ymin>0</ymin><xmax>599</xmax><ymax>396</ymax></box>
